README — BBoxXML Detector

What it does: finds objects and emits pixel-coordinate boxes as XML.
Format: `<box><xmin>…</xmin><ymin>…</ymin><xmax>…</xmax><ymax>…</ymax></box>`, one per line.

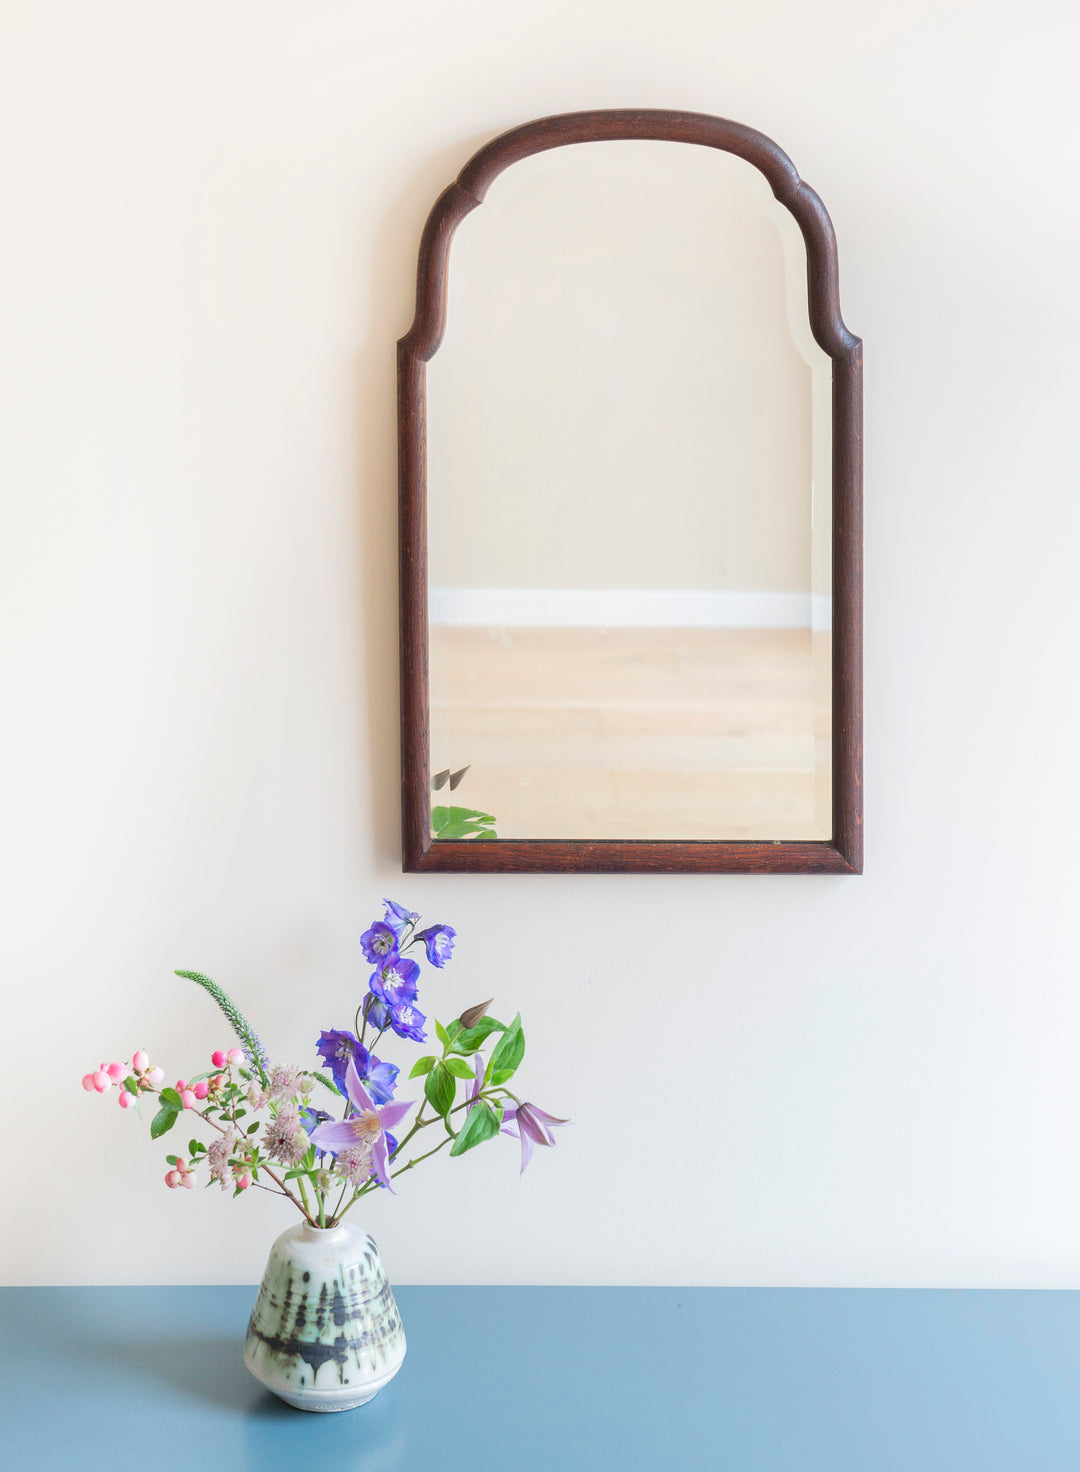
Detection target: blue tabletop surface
<box><xmin>4</xmin><ymin>1285</ymin><xmax>1080</xmax><ymax>1471</ymax></box>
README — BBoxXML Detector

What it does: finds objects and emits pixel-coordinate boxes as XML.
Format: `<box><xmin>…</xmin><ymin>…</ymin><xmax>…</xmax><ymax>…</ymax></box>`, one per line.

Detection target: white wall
<box><xmin>3</xmin><ymin>0</ymin><xmax>1080</xmax><ymax>1288</ymax></box>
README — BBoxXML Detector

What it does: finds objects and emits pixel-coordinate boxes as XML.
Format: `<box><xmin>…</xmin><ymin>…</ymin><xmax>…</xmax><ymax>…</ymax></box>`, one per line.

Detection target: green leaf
<box><xmin>450</xmin><ymin>1016</ymin><xmax>507</xmax><ymax>1054</ymax></box>
<box><xmin>188</xmin><ymin>1139</ymin><xmax>200</xmax><ymax>1156</ymax></box>
<box><xmin>247</xmin><ymin>1121</ymin><xmax>260</xmax><ymax>1134</ymax></box>
<box><xmin>444</xmin><ymin>1056</ymin><xmax>476</xmax><ymax>1080</ymax></box>
<box><xmin>449</xmin><ymin>1101</ymin><xmax>501</xmax><ymax>1157</ymax></box>
<box><xmin>159</xmin><ymin>1088</ymin><xmax>183</xmax><ymax>1110</ymax></box>
<box><xmin>490</xmin><ymin>1067</ymin><xmax>518</xmax><ymax>1087</ymax></box>
<box><xmin>283</xmin><ymin>1168</ymin><xmax>312</xmax><ymax>1181</ymax></box>
<box><xmin>424</xmin><ymin>1061</ymin><xmax>455</xmax><ymax>1118</ymax></box>
<box><xmin>446</xmin><ymin>1019</ymin><xmax>463</xmax><ymax>1042</ymax></box>
<box><xmin>434</xmin><ymin>1018</ymin><xmax>451</xmax><ymax>1050</ymax></box>
<box><xmin>166</xmin><ymin>1154</ymin><xmax>178</xmax><ymax>1166</ymax></box>
<box><xmin>431</xmin><ymin>806</ymin><xmax>498</xmax><ymax>840</ymax></box>
<box><xmin>123</xmin><ymin>1077</ymin><xmax>140</xmax><ymax>1095</ymax></box>
<box><xmin>487</xmin><ymin>1012</ymin><xmax>525</xmax><ymax>1084</ymax></box>
<box><xmin>150</xmin><ymin>1105</ymin><xmax>179</xmax><ymax>1140</ymax></box>
<box><xmin>409</xmin><ymin>1055</ymin><xmax>437</xmax><ymax>1079</ymax></box>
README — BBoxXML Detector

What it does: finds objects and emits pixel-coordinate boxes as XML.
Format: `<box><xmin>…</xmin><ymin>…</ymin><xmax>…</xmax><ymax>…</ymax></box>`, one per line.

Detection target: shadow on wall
<box><xmin>351</xmin><ymin>135</ymin><xmax>492</xmax><ymax>868</ymax></box>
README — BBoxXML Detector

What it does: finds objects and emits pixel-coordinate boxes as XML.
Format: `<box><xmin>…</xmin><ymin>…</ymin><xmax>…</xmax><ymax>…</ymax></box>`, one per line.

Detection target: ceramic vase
<box><xmin>243</xmin><ymin>1219</ymin><xmax>406</xmax><ymax>1412</ymax></box>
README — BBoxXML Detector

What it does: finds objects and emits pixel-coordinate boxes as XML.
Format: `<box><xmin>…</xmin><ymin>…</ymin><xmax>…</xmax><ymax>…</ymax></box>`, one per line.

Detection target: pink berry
<box><xmin>236</xmin><ymin>1175</ymin><xmax>251</xmax><ymax>1191</ymax></box>
<box><xmin>193</xmin><ymin>1080</ymin><xmax>209</xmax><ymax>1100</ymax></box>
<box><xmin>82</xmin><ymin>1073</ymin><xmax>97</xmax><ymax>1092</ymax></box>
<box><xmin>226</xmin><ymin>1048</ymin><xmax>244</xmax><ymax>1065</ymax></box>
<box><xmin>180</xmin><ymin>1089</ymin><xmax>196</xmax><ymax>1110</ymax></box>
<box><xmin>181</xmin><ymin>1173</ymin><xmax>197</xmax><ymax>1189</ymax></box>
<box><xmin>105</xmin><ymin>1062</ymin><xmax>125</xmax><ymax>1083</ymax></box>
<box><xmin>146</xmin><ymin>1067</ymin><xmax>164</xmax><ymax>1088</ymax></box>
<box><xmin>92</xmin><ymin>1070</ymin><xmax>111</xmax><ymax>1093</ymax></box>
<box><xmin>211</xmin><ymin>1050</ymin><xmax>227</xmax><ymax>1069</ymax></box>
<box><xmin>165</xmin><ymin>1170</ymin><xmax>183</xmax><ymax>1189</ymax></box>
<box><xmin>132</xmin><ymin>1050</ymin><xmax>149</xmax><ymax>1072</ymax></box>
<box><xmin>118</xmin><ymin>1090</ymin><xmax>136</xmax><ymax>1109</ymax></box>
<box><xmin>175</xmin><ymin>1157</ymin><xmax>187</xmax><ymax>1171</ymax></box>
<box><xmin>175</xmin><ymin>1079</ymin><xmax>186</xmax><ymax>1092</ymax></box>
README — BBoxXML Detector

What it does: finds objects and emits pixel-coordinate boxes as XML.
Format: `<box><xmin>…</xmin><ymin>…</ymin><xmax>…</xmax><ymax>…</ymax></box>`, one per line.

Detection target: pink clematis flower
<box><xmin>307</xmin><ymin>1059</ymin><xmax>413</xmax><ymax>1192</ymax></box>
<box><xmin>500</xmin><ymin>1102</ymin><xmax>569</xmax><ymax>1175</ymax></box>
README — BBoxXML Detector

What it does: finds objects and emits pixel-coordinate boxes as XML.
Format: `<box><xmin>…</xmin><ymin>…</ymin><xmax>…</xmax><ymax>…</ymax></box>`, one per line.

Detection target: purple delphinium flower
<box><xmin>307</xmin><ymin>1060</ymin><xmax>414</xmax><ymax>1192</ymax></box>
<box><xmin>369</xmin><ymin>957</ymin><xmax>420</xmax><ymax>1008</ymax></box>
<box><xmin>316</xmin><ymin>1029</ymin><xmax>399</xmax><ymax>1106</ymax></box>
<box><xmin>300</xmin><ymin>1106</ymin><xmax>333</xmax><ymax>1136</ymax></box>
<box><xmin>389</xmin><ymin>1001</ymin><xmax>427</xmax><ymax>1042</ymax></box>
<box><xmin>500</xmin><ymin>1102</ymin><xmax>569</xmax><ymax>1175</ymax></box>
<box><xmin>383</xmin><ymin>899</ymin><xmax>419</xmax><ymax>934</ymax></box>
<box><xmin>366</xmin><ymin>997</ymin><xmax>391</xmax><ymax>1033</ymax></box>
<box><xmin>416</xmin><ymin>924</ymin><xmax>456</xmax><ymax>968</ymax></box>
<box><xmin>360</xmin><ymin>921</ymin><xmax>399</xmax><ymax>965</ymax></box>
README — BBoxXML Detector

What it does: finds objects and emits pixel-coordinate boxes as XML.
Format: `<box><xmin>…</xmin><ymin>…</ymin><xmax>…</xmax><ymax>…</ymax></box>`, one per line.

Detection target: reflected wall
<box><xmin>427</xmin><ymin>141</ymin><xmax>832</xmax><ymax>842</ymax></box>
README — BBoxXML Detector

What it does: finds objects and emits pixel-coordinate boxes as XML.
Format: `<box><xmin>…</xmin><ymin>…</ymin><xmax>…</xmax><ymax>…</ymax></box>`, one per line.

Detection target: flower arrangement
<box><xmin>83</xmin><ymin>901</ymin><xmax>566</xmax><ymax>1228</ymax></box>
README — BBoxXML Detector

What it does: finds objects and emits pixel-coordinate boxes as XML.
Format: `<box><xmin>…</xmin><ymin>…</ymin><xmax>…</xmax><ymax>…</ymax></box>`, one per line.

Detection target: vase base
<box><xmin>271</xmin><ymin>1386</ymin><xmax>380</xmax><ymax>1413</ymax></box>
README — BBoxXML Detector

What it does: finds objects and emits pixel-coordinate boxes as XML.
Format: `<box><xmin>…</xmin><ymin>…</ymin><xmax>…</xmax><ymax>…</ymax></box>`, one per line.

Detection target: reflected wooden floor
<box><xmin>430</xmin><ymin>626</ymin><xmax>831</xmax><ymax>840</ymax></box>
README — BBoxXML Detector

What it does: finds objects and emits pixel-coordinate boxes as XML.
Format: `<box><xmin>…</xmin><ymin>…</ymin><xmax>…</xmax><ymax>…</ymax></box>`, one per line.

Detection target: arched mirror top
<box><xmin>400</xmin><ymin>109</ymin><xmax>860</xmax><ymax>364</ymax></box>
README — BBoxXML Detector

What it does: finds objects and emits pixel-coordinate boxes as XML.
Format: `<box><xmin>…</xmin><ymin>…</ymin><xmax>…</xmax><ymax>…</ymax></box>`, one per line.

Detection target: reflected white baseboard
<box><xmin>429</xmin><ymin>588</ymin><xmax>832</xmax><ymax>631</ymax></box>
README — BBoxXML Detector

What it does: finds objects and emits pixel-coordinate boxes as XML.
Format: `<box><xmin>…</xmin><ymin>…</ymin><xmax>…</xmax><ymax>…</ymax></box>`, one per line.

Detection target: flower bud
<box><xmin>146</xmin><ymin>1067</ymin><xmax>164</xmax><ymax>1089</ymax></box>
<box><xmin>211</xmin><ymin>1050</ymin><xmax>227</xmax><ymax>1069</ymax></box>
<box><xmin>235</xmin><ymin>1174</ymin><xmax>251</xmax><ymax>1191</ymax></box>
<box><xmin>92</xmin><ymin>1070</ymin><xmax>112</xmax><ymax>1093</ymax></box>
<box><xmin>226</xmin><ymin>1048</ymin><xmax>244</xmax><ymax>1065</ymax></box>
<box><xmin>82</xmin><ymin>1073</ymin><xmax>97</xmax><ymax>1092</ymax></box>
<box><xmin>118</xmin><ymin>1090</ymin><xmax>136</xmax><ymax>1109</ymax></box>
<box><xmin>193</xmin><ymin>1080</ymin><xmax>209</xmax><ymax>1100</ymax></box>
<box><xmin>132</xmin><ymin>1050</ymin><xmax>150</xmax><ymax>1072</ymax></box>
<box><xmin>165</xmin><ymin>1170</ymin><xmax>183</xmax><ymax>1189</ymax></box>
<box><xmin>105</xmin><ymin>1062</ymin><xmax>126</xmax><ymax>1083</ymax></box>
<box><xmin>179</xmin><ymin>1089</ymin><xmax>196</xmax><ymax>1110</ymax></box>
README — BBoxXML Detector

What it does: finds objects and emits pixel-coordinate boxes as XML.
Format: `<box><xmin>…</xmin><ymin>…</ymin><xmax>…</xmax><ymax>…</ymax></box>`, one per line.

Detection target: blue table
<box><xmin>3</xmin><ymin>1286</ymin><xmax>1080</xmax><ymax>1470</ymax></box>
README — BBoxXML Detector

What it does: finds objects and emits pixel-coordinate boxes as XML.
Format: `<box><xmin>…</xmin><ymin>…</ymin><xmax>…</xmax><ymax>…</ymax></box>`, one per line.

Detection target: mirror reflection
<box><xmin>427</xmin><ymin>140</ymin><xmax>832</xmax><ymax>842</ymax></box>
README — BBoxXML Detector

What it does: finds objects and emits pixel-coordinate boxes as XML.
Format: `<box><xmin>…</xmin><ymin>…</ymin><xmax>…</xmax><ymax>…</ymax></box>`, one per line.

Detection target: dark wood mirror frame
<box><xmin>398</xmin><ymin>109</ymin><xmax>862</xmax><ymax>874</ymax></box>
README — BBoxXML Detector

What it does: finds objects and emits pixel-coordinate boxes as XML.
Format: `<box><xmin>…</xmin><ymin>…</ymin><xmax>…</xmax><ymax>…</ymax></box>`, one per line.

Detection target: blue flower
<box><xmin>366</xmin><ymin>997</ymin><xmax>391</xmax><ymax>1032</ymax></box>
<box><xmin>389</xmin><ymin>1001</ymin><xmax>427</xmax><ymax>1042</ymax></box>
<box><xmin>316</xmin><ymin>1028</ymin><xmax>399</xmax><ymax>1106</ymax></box>
<box><xmin>370</xmin><ymin>957</ymin><xmax>420</xmax><ymax>1008</ymax></box>
<box><xmin>360</xmin><ymin>921</ymin><xmax>399</xmax><ymax>965</ymax></box>
<box><xmin>383</xmin><ymin>899</ymin><xmax>419</xmax><ymax>934</ymax></box>
<box><xmin>416</xmin><ymin>924</ymin><xmax>456</xmax><ymax>968</ymax></box>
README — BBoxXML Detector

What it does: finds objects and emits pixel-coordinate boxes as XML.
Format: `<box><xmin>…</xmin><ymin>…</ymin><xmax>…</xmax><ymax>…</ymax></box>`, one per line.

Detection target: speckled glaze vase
<box><xmin>243</xmin><ymin>1219</ymin><xmax>406</xmax><ymax>1412</ymax></box>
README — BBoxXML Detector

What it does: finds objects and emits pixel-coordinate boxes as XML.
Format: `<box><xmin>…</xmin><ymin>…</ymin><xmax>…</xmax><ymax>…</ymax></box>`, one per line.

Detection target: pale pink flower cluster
<box><xmin>82</xmin><ymin>1051</ymin><xmax>164</xmax><ymax>1108</ymax></box>
<box><xmin>263</xmin><ymin>1104</ymin><xmax>308</xmax><ymax>1166</ymax></box>
<box><xmin>267</xmin><ymin>1064</ymin><xmax>308</xmax><ymax>1103</ymax></box>
<box><xmin>335</xmin><ymin>1142</ymin><xmax>375</xmax><ymax>1186</ymax></box>
<box><xmin>206</xmin><ymin>1128</ymin><xmax>251</xmax><ymax>1191</ymax></box>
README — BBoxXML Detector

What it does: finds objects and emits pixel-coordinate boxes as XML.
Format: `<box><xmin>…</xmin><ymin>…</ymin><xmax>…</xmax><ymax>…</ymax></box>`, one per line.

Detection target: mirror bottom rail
<box><xmin>406</xmin><ymin>840</ymin><xmax>859</xmax><ymax>874</ymax></box>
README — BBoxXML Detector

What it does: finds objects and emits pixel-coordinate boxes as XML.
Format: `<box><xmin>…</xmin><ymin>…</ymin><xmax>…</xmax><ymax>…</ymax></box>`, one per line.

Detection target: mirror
<box><xmin>399</xmin><ymin>111</ymin><xmax>862</xmax><ymax>873</ymax></box>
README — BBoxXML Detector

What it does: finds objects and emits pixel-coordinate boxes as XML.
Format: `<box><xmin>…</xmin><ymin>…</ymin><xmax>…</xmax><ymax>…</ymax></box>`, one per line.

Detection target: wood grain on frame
<box><xmin>399</xmin><ymin>109</ymin><xmax>862</xmax><ymax>874</ymax></box>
